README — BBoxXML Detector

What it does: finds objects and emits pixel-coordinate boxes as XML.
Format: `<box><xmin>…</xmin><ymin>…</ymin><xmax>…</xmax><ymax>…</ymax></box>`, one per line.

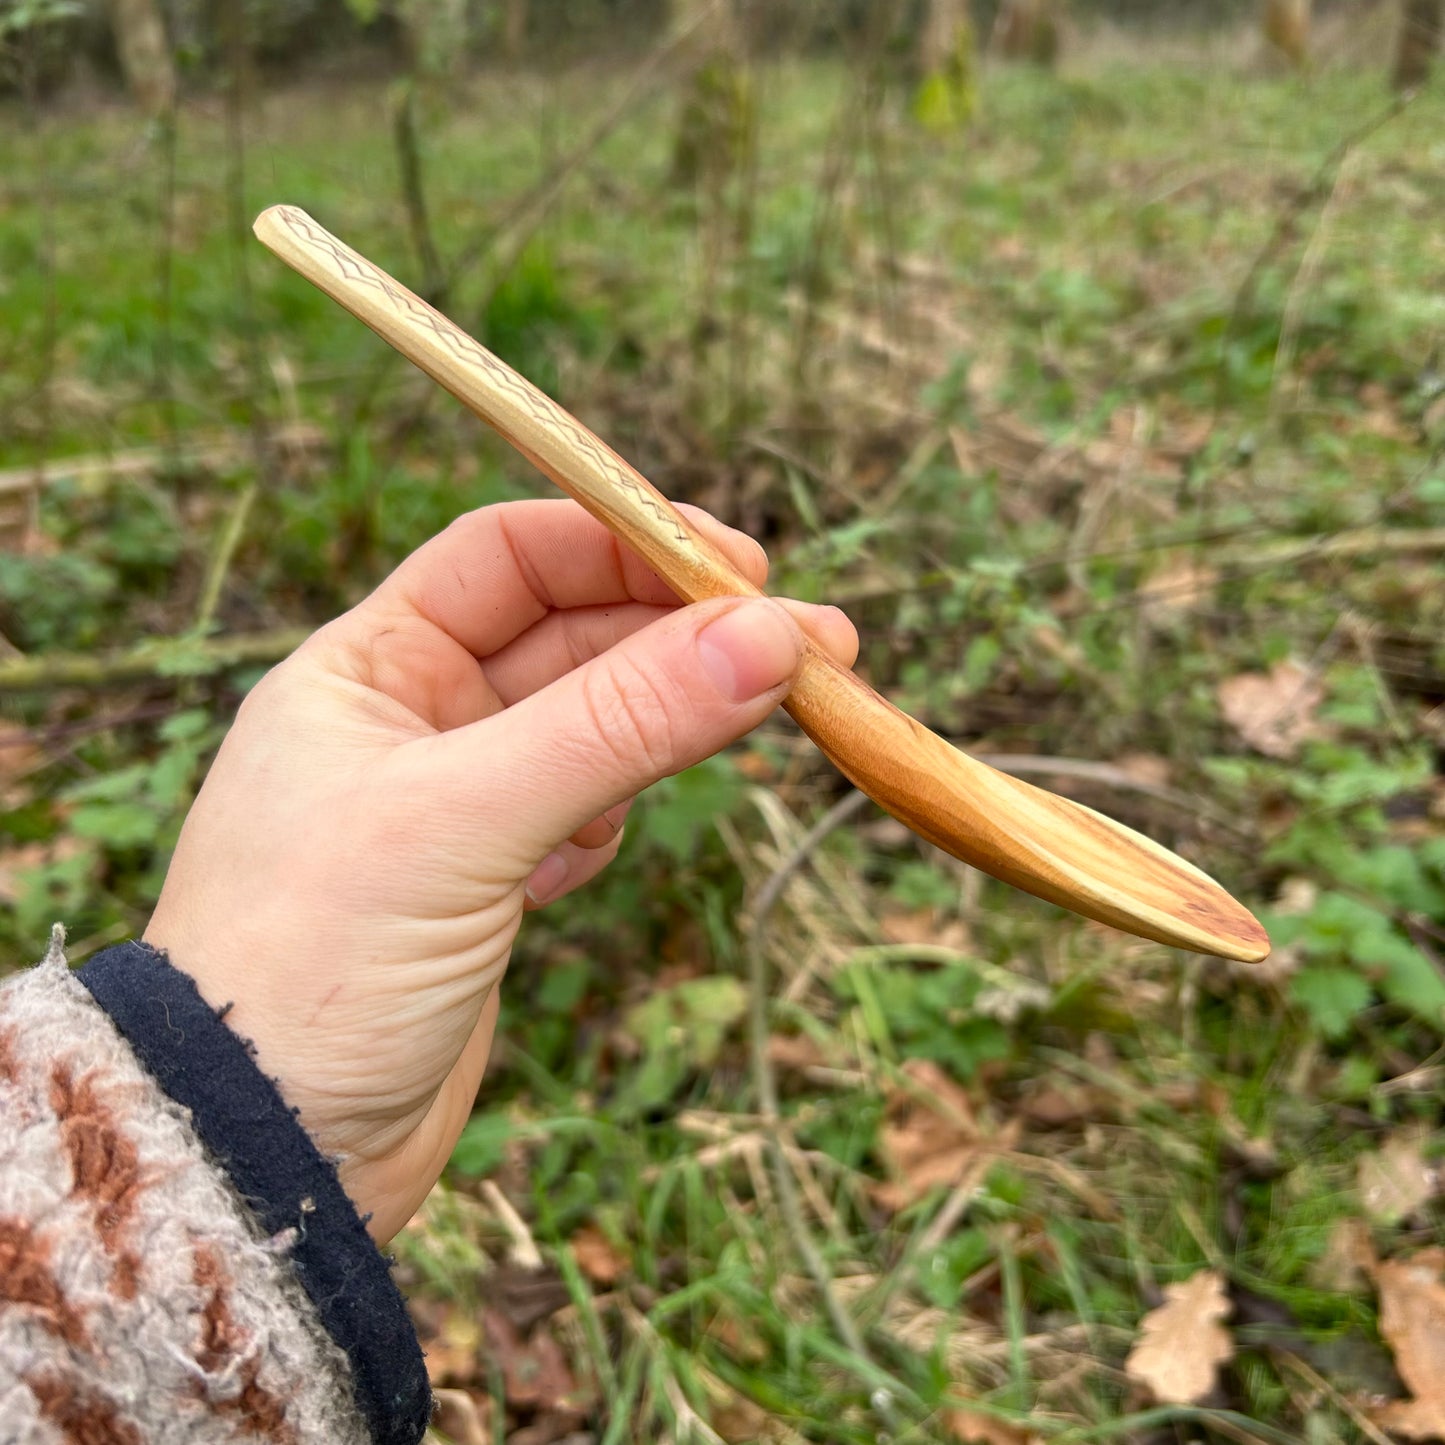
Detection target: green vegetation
<box><xmin>3</xmin><ymin>34</ymin><xmax>1443</xmax><ymax>1444</ymax></box>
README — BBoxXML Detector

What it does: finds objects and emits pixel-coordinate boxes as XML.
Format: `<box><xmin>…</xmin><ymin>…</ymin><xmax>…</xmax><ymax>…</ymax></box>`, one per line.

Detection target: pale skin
<box><xmin>144</xmin><ymin>498</ymin><xmax>858</xmax><ymax>1244</ymax></box>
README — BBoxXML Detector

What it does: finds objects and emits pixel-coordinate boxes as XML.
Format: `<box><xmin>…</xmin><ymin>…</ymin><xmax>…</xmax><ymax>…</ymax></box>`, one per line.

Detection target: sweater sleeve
<box><xmin>0</xmin><ymin>929</ymin><xmax>431</xmax><ymax>1444</ymax></box>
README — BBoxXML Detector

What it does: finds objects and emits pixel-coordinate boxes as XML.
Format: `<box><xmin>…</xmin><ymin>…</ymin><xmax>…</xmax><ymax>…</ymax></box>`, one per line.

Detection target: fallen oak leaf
<box><xmin>569</xmin><ymin>1221</ymin><xmax>629</xmax><ymax>1286</ymax></box>
<box><xmin>1124</xmin><ymin>1269</ymin><xmax>1234</xmax><ymax>1405</ymax></box>
<box><xmin>1217</xmin><ymin>659</ymin><xmax>1325</xmax><ymax>759</ymax></box>
<box><xmin>945</xmin><ymin>1406</ymin><xmax>1041</xmax><ymax>1443</ymax></box>
<box><xmin>1371</xmin><ymin>1248</ymin><xmax>1445</xmax><ymax>1441</ymax></box>
<box><xmin>1358</xmin><ymin>1131</ymin><xmax>1441</xmax><ymax>1227</ymax></box>
<box><xmin>875</xmin><ymin>1059</ymin><xmax>983</xmax><ymax>1212</ymax></box>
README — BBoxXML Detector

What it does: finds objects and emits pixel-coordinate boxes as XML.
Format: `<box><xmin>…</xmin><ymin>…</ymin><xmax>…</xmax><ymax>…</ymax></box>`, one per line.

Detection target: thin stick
<box><xmin>253</xmin><ymin>204</ymin><xmax>1269</xmax><ymax>964</ymax></box>
<box><xmin>0</xmin><ymin>628</ymin><xmax>308</xmax><ymax>693</ymax></box>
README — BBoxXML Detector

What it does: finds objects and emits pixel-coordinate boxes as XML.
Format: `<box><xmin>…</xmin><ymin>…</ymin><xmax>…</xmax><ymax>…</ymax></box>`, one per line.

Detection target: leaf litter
<box><xmin>1124</xmin><ymin>1269</ymin><xmax>1235</xmax><ymax>1405</ymax></box>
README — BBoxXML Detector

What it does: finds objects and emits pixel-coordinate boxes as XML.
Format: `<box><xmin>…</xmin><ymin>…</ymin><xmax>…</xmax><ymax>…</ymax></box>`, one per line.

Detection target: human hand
<box><xmin>144</xmin><ymin>499</ymin><xmax>858</xmax><ymax>1242</ymax></box>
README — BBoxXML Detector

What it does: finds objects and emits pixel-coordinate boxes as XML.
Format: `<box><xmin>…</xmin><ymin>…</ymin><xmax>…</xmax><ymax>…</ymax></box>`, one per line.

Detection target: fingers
<box><xmin>367</xmin><ymin>498</ymin><xmax>769</xmax><ymax>660</ymax></box>
<box><xmin>420</xmin><ymin>595</ymin><xmax>805</xmax><ymax>862</ymax></box>
<box><xmin>524</xmin><ymin>829</ymin><xmax>626</xmax><ymax>909</ymax></box>
<box><xmin>482</xmin><ymin>598</ymin><xmax>859</xmax><ymax>705</ymax></box>
<box><xmin>567</xmin><ymin>800</ymin><xmax>631</xmax><ymax>852</ymax></box>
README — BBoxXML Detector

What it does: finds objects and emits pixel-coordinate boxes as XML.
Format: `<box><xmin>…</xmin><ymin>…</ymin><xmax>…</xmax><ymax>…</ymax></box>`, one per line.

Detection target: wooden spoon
<box><xmin>254</xmin><ymin>204</ymin><xmax>1269</xmax><ymax>963</ymax></box>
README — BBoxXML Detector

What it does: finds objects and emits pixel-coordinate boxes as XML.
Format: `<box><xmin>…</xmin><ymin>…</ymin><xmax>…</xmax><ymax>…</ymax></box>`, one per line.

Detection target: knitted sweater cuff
<box><xmin>77</xmin><ymin>937</ymin><xmax>431</xmax><ymax>1445</ymax></box>
<box><xmin>0</xmin><ymin>931</ymin><xmax>428</xmax><ymax>1443</ymax></box>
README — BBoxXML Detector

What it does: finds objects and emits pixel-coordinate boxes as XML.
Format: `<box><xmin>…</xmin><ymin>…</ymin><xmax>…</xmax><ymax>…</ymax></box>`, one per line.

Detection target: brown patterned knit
<box><xmin>0</xmin><ymin>934</ymin><xmax>370</xmax><ymax>1443</ymax></box>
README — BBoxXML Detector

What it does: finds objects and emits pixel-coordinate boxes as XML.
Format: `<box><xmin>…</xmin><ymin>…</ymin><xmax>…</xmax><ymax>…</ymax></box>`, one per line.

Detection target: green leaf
<box><xmin>1290</xmin><ymin>966</ymin><xmax>1373</xmax><ymax>1040</ymax></box>
<box><xmin>639</xmin><ymin>757</ymin><xmax>742</xmax><ymax>863</ymax></box>
<box><xmin>536</xmin><ymin>957</ymin><xmax>592</xmax><ymax>1015</ymax></box>
<box><xmin>68</xmin><ymin>802</ymin><xmax>160</xmax><ymax>850</ymax></box>
<box><xmin>1356</xmin><ymin>929</ymin><xmax>1445</xmax><ymax>1030</ymax></box>
<box><xmin>616</xmin><ymin>975</ymin><xmax>747</xmax><ymax>1116</ymax></box>
<box><xmin>449</xmin><ymin>1113</ymin><xmax>515</xmax><ymax>1176</ymax></box>
<box><xmin>962</xmin><ymin>634</ymin><xmax>1002</xmax><ymax>694</ymax></box>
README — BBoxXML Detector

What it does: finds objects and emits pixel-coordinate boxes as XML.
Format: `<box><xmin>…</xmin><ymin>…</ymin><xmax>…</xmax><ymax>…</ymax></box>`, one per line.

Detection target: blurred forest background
<box><xmin>3</xmin><ymin>0</ymin><xmax>1445</xmax><ymax>1441</ymax></box>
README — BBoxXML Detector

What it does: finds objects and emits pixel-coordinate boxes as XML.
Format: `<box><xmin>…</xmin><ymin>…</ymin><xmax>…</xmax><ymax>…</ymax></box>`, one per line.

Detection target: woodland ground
<box><xmin>2</xmin><ymin>31</ymin><xmax>1444</xmax><ymax>1445</ymax></box>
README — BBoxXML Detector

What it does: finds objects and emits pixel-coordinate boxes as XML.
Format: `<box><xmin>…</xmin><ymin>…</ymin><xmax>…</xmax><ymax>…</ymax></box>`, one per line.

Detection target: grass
<box><xmin>2</xmin><ymin>27</ymin><xmax>1444</xmax><ymax>1444</ymax></box>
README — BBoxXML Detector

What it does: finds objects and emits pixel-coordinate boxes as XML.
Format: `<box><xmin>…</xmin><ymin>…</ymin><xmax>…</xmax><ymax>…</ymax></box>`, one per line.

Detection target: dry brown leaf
<box><xmin>0</xmin><ymin>719</ymin><xmax>43</xmax><ymax>797</ymax></box>
<box><xmin>422</xmin><ymin>1308</ymin><xmax>483</xmax><ymax>1387</ymax></box>
<box><xmin>1216</xmin><ymin>660</ymin><xmax>1325</xmax><ymax>759</ymax></box>
<box><xmin>1138</xmin><ymin>559</ymin><xmax>1219</xmax><ymax>629</ymax></box>
<box><xmin>1308</xmin><ymin>1216</ymin><xmax>1375</xmax><ymax>1294</ymax></box>
<box><xmin>713</xmin><ymin>1390</ymin><xmax>771</xmax><ymax>1444</ymax></box>
<box><xmin>480</xmin><ymin>1310</ymin><xmax>584</xmax><ymax>1416</ymax></box>
<box><xmin>880</xmin><ymin>908</ymin><xmax>944</xmax><ymax>946</ymax></box>
<box><xmin>706</xmin><ymin>1306</ymin><xmax>769</xmax><ymax>1366</ymax></box>
<box><xmin>1124</xmin><ymin>1270</ymin><xmax>1235</xmax><ymax>1405</ymax></box>
<box><xmin>1114</xmin><ymin>753</ymin><xmax>1174</xmax><ymax>788</ymax></box>
<box><xmin>766</xmin><ymin>1032</ymin><xmax>827</xmax><ymax>1073</ymax></box>
<box><xmin>569</xmin><ymin>1222</ymin><xmax>628</xmax><ymax>1286</ymax></box>
<box><xmin>1019</xmin><ymin>1082</ymin><xmax>1102</xmax><ymax>1128</ymax></box>
<box><xmin>875</xmin><ymin>1059</ymin><xmax>984</xmax><ymax>1212</ymax></box>
<box><xmin>1358</xmin><ymin>1132</ymin><xmax>1441</xmax><ymax>1226</ymax></box>
<box><xmin>945</xmin><ymin>1407</ymin><xmax>1041</xmax><ymax>1443</ymax></box>
<box><xmin>1372</xmin><ymin>1249</ymin><xmax>1445</xmax><ymax>1440</ymax></box>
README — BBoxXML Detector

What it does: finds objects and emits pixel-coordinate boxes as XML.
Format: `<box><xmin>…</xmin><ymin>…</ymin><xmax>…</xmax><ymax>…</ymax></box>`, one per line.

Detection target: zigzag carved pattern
<box><xmin>276</xmin><ymin>207</ymin><xmax>691</xmax><ymax>545</ymax></box>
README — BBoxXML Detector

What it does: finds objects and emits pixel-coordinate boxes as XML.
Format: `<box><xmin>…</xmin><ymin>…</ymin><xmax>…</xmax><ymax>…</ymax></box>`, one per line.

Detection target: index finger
<box><xmin>366</xmin><ymin>498</ymin><xmax>770</xmax><ymax>659</ymax></box>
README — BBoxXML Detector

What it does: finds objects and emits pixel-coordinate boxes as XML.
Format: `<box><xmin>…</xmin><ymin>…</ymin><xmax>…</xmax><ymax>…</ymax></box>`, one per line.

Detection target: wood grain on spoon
<box><xmin>253</xmin><ymin>204</ymin><xmax>1269</xmax><ymax>964</ymax></box>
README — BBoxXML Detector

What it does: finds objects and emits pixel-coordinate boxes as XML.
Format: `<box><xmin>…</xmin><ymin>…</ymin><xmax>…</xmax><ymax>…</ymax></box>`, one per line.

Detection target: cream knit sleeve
<box><xmin>0</xmin><ymin>932</ymin><xmax>417</xmax><ymax>1443</ymax></box>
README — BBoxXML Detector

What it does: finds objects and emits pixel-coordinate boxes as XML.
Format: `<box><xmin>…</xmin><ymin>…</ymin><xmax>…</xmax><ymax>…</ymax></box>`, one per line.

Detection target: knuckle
<box><xmin>579</xmin><ymin>654</ymin><xmax>682</xmax><ymax>778</ymax></box>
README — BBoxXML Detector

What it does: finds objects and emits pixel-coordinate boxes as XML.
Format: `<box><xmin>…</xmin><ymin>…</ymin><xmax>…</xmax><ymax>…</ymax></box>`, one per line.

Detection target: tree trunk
<box><xmin>991</xmin><ymin>0</ymin><xmax>1059</xmax><ymax>68</ymax></box>
<box><xmin>915</xmin><ymin>0</ymin><xmax>977</xmax><ymax>128</ymax></box>
<box><xmin>501</xmin><ymin>0</ymin><xmax>529</xmax><ymax>60</ymax></box>
<box><xmin>397</xmin><ymin>0</ymin><xmax>468</xmax><ymax>84</ymax></box>
<box><xmin>106</xmin><ymin>0</ymin><xmax>175</xmax><ymax>118</ymax></box>
<box><xmin>667</xmin><ymin>0</ymin><xmax>748</xmax><ymax>191</ymax></box>
<box><xmin>1394</xmin><ymin>0</ymin><xmax>1443</xmax><ymax>88</ymax></box>
<box><xmin>1262</xmin><ymin>0</ymin><xmax>1311</xmax><ymax>68</ymax></box>
<box><xmin>918</xmin><ymin>0</ymin><xmax>968</xmax><ymax>77</ymax></box>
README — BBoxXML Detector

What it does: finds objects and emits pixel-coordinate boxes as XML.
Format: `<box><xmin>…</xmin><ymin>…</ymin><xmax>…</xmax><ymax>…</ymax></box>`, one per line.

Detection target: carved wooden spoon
<box><xmin>254</xmin><ymin>204</ymin><xmax>1269</xmax><ymax>963</ymax></box>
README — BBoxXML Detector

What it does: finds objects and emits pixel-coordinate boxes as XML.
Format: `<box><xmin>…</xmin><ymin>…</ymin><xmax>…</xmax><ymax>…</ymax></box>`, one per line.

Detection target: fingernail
<box><xmin>525</xmin><ymin>851</ymin><xmax>569</xmax><ymax>905</ymax></box>
<box><xmin>697</xmin><ymin>600</ymin><xmax>802</xmax><ymax>703</ymax></box>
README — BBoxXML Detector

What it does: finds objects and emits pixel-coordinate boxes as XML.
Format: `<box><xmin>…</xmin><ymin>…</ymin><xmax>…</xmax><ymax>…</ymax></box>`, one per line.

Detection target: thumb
<box><xmin>434</xmin><ymin>596</ymin><xmax>804</xmax><ymax>860</ymax></box>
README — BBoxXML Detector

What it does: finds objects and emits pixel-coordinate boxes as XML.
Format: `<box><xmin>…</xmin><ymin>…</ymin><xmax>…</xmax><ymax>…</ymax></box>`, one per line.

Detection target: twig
<box><xmin>219</xmin><ymin>1</ymin><xmax>271</xmax><ymax>487</ymax></box>
<box><xmin>442</xmin><ymin>18</ymin><xmax>714</xmax><ymax>294</ymax></box>
<box><xmin>393</xmin><ymin>80</ymin><xmax>447</xmax><ymax>305</ymax></box>
<box><xmin>194</xmin><ymin>483</ymin><xmax>258</xmax><ymax>634</ymax></box>
<box><xmin>478</xmin><ymin>1180</ymin><xmax>543</xmax><ymax>1271</ymax></box>
<box><xmin>0</xmin><ymin>428</ymin><xmax>327</xmax><ymax>499</ymax></box>
<box><xmin>1269</xmin><ymin>1348</ymin><xmax>1396</xmax><ymax>1445</ymax></box>
<box><xmin>1214</xmin><ymin>92</ymin><xmax>1411</xmax><ymax>414</ymax></box>
<box><xmin>1268</xmin><ymin>148</ymin><xmax>1358</xmax><ymax>421</ymax></box>
<box><xmin>868</xmin><ymin>1125</ymin><xmax>1020</xmax><ymax>1324</ymax></box>
<box><xmin>0</xmin><ymin>629</ymin><xmax>308</xmax><ymax>694</ymax></box>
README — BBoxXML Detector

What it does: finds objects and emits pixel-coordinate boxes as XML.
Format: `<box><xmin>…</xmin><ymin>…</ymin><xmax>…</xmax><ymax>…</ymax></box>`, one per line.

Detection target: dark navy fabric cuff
<box><xmin>79</xmin><ymin>940</ymin><xmax>431</xmax><ymax>1445</ymax></box>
